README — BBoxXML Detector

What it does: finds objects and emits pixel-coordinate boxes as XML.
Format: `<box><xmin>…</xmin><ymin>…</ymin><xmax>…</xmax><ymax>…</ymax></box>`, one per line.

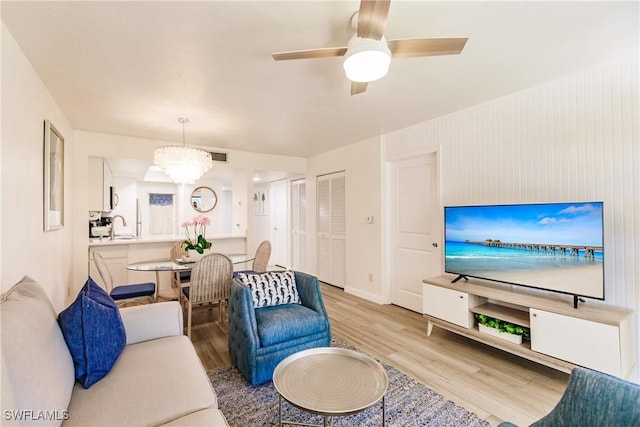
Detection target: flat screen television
<box><xmin>444</xmin><ymin>202</ymin><xmax>604</xmax><ymax>306</ymax></box>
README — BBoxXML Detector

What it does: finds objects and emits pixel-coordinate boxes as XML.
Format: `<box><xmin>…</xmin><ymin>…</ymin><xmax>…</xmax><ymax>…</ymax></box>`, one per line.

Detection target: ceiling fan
<box><xmin>272</xmin><ymin>0</ymin><xmax>468</xmax><ymax>95</ymax></box>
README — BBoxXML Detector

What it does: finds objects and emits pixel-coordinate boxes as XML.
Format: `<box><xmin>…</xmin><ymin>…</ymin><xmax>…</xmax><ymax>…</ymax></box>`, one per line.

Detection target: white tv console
<box><xmin>422</xmin><ymin>274</ymin><xmax>636</xmax><ymax>379</ymax></box>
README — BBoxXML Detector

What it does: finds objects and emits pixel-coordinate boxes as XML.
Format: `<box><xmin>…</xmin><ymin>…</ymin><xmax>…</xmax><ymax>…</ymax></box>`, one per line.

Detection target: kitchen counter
<box><xmin>88</xmin><ymin>234</ymin><xmax>246</xmax><ymax>247</ymax></box>
<box><xmin>88</xmin><ymin>234</ymin><xmax>248</xmax><ymax>291</ymax></box>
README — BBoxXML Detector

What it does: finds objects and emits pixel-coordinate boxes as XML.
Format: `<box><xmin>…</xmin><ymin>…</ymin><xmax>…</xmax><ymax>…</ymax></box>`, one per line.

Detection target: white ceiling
<box><xmin>2</xmin><ymin>1</ymin><xmax>638</xmax><ymax>158</ymax></box>
<box><xmin>105</xmin><ymin>156</ymin><xmax>289</xmax><ymax>185</ymax></box>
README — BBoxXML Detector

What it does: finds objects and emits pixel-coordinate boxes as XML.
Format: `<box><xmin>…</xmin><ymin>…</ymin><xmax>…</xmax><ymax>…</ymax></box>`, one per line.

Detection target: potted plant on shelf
<box><xmin>182</xmin><ymin>215</ymin><xmax>212</xmax><ymax>261</ymax></box>
<box><xmin>474</xmin><ymin>313</ymin><xmax>530</xmax><ymax>345</ymax></box>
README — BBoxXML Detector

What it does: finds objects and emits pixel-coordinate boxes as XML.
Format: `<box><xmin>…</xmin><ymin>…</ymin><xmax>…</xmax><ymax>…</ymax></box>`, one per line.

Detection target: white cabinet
<box><xmin>530</xmin><ymin>309</ymin><xmax>623</xmax><ymax>377</ymax></box>
<box><xmin>423</xmin><ymin>283</ymin><xmax>484</xmax><ymax>328</ymax></box>
<box><xmin>422</xmin><ymin>275</ymin><xmax>636</xmax><ymax>379</ymax></box>
<box><xmin>88</xmin><ymin>157</ymin><xmax>113</xmax><ymax>212</ymax></box>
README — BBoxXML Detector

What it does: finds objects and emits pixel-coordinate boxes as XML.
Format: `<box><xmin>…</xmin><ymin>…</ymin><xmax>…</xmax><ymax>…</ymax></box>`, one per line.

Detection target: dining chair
<box><xmin>180</xmin><ymin>253</ymin><xmax>233</xmax><ymax>338</ymax></box>
<box><xmin>92</xmin><ymin>251</ymin><xmax>156</xmax><ymax>306</ymax></box>
<box><xmin>170</xmin><ymin>240</ymin><xmax>191</xmax><ymax>290</ymax></box>
<box><xmin>252</xmin><ymin>240</ymin><xmax>272</xmax><ymax>273</ymax></box>
<box><xmin>234</xmin><ymin>240</ymin><xmax>272</xmax><ymax>276</ymax></box>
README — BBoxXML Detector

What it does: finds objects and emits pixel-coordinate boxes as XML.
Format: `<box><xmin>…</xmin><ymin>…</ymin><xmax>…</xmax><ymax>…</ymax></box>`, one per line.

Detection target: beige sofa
<box><xmin>1</xmin><ymin>276</ymin><xmax>229</xmax><ymax>426</ymax></box>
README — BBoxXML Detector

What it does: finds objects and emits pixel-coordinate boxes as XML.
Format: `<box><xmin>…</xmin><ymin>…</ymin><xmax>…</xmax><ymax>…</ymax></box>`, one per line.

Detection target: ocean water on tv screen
<box><xmin>445</xmin><ymin>240</ymin><xmax>603</xmax><ymax>276</ymax></box>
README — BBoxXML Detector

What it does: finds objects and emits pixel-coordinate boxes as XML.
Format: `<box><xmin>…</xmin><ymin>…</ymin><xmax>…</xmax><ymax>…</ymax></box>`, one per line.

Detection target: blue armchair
<box><xmin>498</xmin><ymin>367</ymin><xmax>640</xmax><ymax>427</ymax></box>
<box><xmin>228</xmin><ymin>271</ymin><xmax>331</xmax><ymax>385</ymax></box>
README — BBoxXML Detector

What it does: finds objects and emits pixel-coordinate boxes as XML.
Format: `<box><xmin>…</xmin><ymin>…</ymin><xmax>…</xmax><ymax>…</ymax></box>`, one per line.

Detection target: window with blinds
<box><xmin>148</xmin><ymin>193</ymin><xmax>174</xmax><ymax>235</ymax></box>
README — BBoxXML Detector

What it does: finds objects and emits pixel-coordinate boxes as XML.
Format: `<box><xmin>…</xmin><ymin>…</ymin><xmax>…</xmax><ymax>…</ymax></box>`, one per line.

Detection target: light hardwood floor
<box><xmin>186</xmin><ymin>283</ymin><xmax>569</xmax><ymax>426</ymax></box>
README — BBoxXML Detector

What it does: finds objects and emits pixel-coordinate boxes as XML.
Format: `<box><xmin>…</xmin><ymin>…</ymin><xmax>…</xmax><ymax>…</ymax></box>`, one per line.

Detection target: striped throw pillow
<box><xmin>237</xmin><ymin>270</ymin><xmax>300</xmax><ymax>308</ymax></box>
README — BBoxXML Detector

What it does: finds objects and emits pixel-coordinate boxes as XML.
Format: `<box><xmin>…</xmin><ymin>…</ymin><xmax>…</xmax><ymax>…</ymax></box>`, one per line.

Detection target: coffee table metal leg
<box><xmin>277</xmin><ymin>397</ymin><xmax>387</xmax><ymax>427</ymax></box>
<box><xmin>382</xmin><ymin>395</ymin><xmax>386</xmax><ymax>427</ymax></box>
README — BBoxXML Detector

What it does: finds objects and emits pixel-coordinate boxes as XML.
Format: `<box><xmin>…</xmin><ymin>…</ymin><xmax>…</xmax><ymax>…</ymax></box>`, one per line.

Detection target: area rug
<box><xmin>208</xmin><ymin>338</ymin><xmax>490</xmax><ymax>426</ymax></box>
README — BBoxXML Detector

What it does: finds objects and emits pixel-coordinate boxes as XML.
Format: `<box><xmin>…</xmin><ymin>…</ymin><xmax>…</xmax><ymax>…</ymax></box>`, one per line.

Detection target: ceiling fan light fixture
<box><xmin>343</xmin><ymin>36</ymin><xmax>391</xmax><ymax>83</ymax></box>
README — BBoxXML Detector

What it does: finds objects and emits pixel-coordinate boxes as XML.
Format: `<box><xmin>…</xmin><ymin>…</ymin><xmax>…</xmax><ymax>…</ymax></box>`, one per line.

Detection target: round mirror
<box><xmin>190</xmin><ymin>186</ymin><xmax>218</xmax><ymax>212</ymax></box>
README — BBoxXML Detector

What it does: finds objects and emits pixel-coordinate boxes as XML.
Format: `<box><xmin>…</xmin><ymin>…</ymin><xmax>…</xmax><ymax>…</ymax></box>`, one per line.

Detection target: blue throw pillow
<box><xmin>58</xmin><ymin>277</ymin><xmax>126</xmax><ymax>388</ymax></box>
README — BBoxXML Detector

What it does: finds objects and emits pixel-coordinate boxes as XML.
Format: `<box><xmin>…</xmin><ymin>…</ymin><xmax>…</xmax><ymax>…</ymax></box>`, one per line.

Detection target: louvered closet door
<box><xmin>317</xmin><ymin>172</ymin><xmax>346</xmax><ymax>288</ymax></box>
<box><xmin>291</xmin><ymin>179</ymin><xmax>307</xmax><ymax>272</ymax></box>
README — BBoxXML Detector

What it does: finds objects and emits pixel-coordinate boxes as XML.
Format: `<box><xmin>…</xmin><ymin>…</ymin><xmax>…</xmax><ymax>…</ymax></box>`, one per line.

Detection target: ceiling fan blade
<box><xmin>357</xmin><ymin>0</ymin><xmax>391</xmax><ymax>40</ymax></box>
<box><xmin>350</xmin><ymin>81</ymin><xmax>368</xmax><ymax>95</ymax></box>
<box><xmin>388</xmin><ymin>37</ymin><xmax>468</xmax><ymax>58</ymax></box>
<box><xmin>272</xmin><ymin>47</ymin><xmax>347</xmax><ymax>61</ymax></box>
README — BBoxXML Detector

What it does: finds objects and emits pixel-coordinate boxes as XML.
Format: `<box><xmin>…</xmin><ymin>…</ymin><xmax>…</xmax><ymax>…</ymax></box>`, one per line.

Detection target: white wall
<box><xmin>252</xmin><ymin>182</ymin><xmax>272</xmax><ymax>247</ymax></box>
<box><xmin>384</xmin><ymin>62</ymin><xmax>639</xmax><ymax>379</ymax></box>
<box><xmin>1</xmin><ymin>24</ymin><xmax>74</xmax><ymax>311</ymax></box>
<box><xmin>307</xmin><ymin>136</ymin><xmax>384</xmax><ymax>302</ymax></box>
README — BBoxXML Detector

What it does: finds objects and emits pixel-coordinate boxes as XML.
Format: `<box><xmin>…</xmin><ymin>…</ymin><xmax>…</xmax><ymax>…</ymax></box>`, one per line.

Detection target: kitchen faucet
<box><xmin>110</xmin><ymin>215</ymin><xmax>128</xmax><ymax>240</ymax></box>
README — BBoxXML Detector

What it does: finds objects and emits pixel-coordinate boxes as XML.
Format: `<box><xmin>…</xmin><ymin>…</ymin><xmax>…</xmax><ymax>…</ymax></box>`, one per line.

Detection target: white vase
<box><xmin>186</xmin><ymin>248</ymin><xmax>211</xmax><ymax>263</ymax></box>
<box><xmin>478</xmin><ymin>323</ymin><xmax>523</xmax><ymax>345</ymax></box>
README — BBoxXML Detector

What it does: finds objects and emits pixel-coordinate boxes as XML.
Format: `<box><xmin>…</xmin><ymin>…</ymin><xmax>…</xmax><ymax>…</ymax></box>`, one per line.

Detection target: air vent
<box><xmin>209</xmin><ymin>151</ymin><xmax>228</xmax><ymax>163</ymax></box>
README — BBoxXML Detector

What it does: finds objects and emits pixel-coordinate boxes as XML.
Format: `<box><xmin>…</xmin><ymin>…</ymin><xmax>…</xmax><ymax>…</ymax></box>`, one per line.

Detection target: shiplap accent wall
<box><xmin>384</xmin><ymin>62</ymin><xmax>639</xmax><ymax>379</ymax></box>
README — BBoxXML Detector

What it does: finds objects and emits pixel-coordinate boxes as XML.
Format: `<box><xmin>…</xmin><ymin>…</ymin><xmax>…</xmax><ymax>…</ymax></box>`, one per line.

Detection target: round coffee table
<box><xmin>273</xmin><ymin>347</ymin><xmax>389</xmax><ymax>426</ymax></box>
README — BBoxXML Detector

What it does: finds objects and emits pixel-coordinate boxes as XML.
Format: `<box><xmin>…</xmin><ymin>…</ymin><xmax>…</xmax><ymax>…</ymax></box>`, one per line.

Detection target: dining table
<box><xmin>126</xmin><ymin>255</ymin><xmax>252</xmax><ymax>301</ymax></box>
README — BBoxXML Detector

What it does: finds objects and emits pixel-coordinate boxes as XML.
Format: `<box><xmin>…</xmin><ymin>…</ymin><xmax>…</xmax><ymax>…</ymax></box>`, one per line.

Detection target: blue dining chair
<box><xmin>93</xmin><ymin>251</ymin><xmax>156</xmax><ymax>305</ymax></box>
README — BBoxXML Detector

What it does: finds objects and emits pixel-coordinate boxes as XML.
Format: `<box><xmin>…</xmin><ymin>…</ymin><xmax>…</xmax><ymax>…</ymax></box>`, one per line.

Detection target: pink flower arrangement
<box><xmin>182</xmin><ymin>215</ymin><xmax>212</xmax><ymax>254</ymax></box>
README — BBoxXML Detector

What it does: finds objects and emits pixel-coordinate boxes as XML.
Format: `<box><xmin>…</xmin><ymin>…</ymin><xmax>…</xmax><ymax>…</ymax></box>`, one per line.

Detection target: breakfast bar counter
<box><xmin>87</xmin><ymin>235</ymin><xmax>247</xmax><ymax>294</ymax></box>
<box><xmin>88</xmin><ymin>234</ymin><xmax>246</xmax><ymax>247</ymax></box>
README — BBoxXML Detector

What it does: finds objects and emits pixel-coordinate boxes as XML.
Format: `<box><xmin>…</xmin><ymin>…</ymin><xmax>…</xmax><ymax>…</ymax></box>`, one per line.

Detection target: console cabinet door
<box><xmin>423</xmin><ymin>284</ymin><xmax>475</xmax><ymax>328</ymax></box>
<box><xmin>530</xmin><ymin>308</ymin><xmax>621</xmax><ymax>376</ymax></box>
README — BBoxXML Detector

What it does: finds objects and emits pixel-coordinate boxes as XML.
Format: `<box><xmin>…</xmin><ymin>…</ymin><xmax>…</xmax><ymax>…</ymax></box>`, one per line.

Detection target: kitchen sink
<box><xmin>114</xmin><ymin>234</ymin><xmax>137</xmax><ymax>240</ymax></box>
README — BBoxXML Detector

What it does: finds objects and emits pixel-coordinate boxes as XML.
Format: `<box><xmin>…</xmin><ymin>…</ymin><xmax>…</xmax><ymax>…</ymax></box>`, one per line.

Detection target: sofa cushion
<box><xmin>160</xmin><ymin>408</ymin><xmax>229</xmax><ymax>426</ymax></box>
<box><xmin>58</xmin><ymin>277</ymin><xmax>126</xmax><ymax>388</ymax></box>
<box><xmin>237</xmin><ymin>270</ymin><xmax>300</xmax><ymax>308</ymax></box>
<box><xmin>255</xmin><ymin>303</ymin><xmax>328</xmax><ymax>347</ymax></box>
<box><xmin>0</xmin><ymin>276</ymin><xmax>75</xmax><ymax>426</ymax></box>
<box><xmin>65</xmin><ymin>335</ymin><xmax>218</xmax><ymax>426</ymax></box>
<box><xmin>119</xmin><ymin>301</ymin><xmax>183</xmax><ymax>345</ymax></box>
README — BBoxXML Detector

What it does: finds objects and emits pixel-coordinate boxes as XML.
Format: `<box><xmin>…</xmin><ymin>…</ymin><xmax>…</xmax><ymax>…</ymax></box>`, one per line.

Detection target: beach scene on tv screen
<box><xmin>445</xmin><ymin>202</ymin><xmax>604</xmax><ymax>299</ymax></box>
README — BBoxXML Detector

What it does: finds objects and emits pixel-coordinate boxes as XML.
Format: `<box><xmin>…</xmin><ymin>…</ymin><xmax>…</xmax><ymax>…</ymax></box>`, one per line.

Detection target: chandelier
<box><xmin>153</xmin><ymin>118</ymin><xmax>213</xmax><ymax>185</ymax></box>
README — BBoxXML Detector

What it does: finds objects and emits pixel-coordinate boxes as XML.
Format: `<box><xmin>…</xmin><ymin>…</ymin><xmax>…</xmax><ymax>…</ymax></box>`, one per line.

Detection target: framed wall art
<box><xmin>44</xmin><ymin>120</ymin><xmax>64</xmax><ymax>231</ymax></box>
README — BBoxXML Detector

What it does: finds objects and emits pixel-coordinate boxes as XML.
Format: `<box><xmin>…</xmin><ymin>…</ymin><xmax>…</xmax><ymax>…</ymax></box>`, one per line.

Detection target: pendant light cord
<box><xmin>178</xmin><ymin>117</ymin><xmax>189</xmax><ymax>147</ymax></box>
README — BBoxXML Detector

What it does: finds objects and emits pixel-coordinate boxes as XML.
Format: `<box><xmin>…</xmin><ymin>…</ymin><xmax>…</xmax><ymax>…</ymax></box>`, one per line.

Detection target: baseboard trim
<box><xmin>344</xmin><ymin>286</ymin><xmax>386</xmax><ymax>305</ymax></box>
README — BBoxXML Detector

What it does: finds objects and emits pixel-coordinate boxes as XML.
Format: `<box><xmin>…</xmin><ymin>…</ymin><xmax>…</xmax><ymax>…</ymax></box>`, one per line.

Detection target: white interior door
<box><xmin>389</xmin><ymin>153</ymin><xmax>440</xmax><ymax>312</ymax></box>
<box><xmin>291</xmin><ymin>179</ymin><xmax>307</xmax><ymax>272</ymax></box>
<box><xmin>270</xmin><ymin>179</ymin><xmax>288</xmax><ymax>267</ymax></box>
<box><xmin>317</xmin><ymin>172</ymin><xmax>346</xmax><ymax>288</ymax></box>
